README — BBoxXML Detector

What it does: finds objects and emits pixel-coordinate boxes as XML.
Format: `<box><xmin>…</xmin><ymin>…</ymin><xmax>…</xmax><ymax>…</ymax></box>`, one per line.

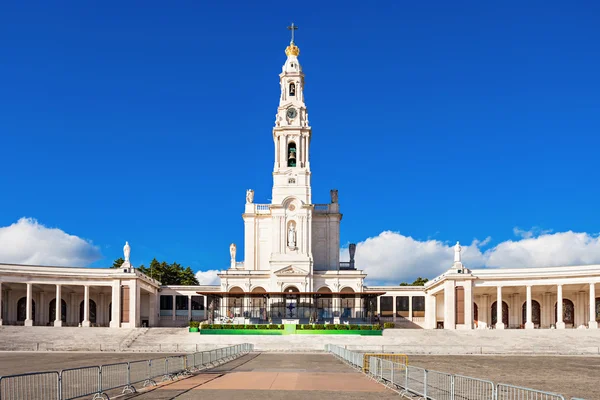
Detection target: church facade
<box><xmin>1</xmin><ymin>34</ymin><xmax>600</xmax><ymax>330</ymax></box>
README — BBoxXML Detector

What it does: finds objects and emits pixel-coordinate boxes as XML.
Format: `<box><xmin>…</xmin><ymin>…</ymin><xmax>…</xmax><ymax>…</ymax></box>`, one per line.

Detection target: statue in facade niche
<box><xmin>330</xmin><ymin>189</ymin><xmax>338</xmax><ymax>204</ymax></box>
<box><xmin>246</xmin><ymin>189</ymin><xmax>254</xmax><ymax>204</ymax></box>
<box><xmin>123</xmin><ymin>241</ymin><xmax>131</xmax><ymax>263</ymax></box>
<box><xmin>229</xmin><ymin>243</ymin><xmax>236</xmax><ymax>262</ymax></box>
<box><xmin>454</xmin><ymin>241</ymin><xmax>462</xmax><ymax>263</ymax></box>
<box><xmin>287</xmin><ymin>223</ymin><xmax>296</xmax><ymax>248</ymax></box>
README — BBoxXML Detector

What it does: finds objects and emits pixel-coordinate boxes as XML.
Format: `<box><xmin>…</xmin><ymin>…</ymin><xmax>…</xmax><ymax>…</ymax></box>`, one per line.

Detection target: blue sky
<box><xmin>1</xmin><ymin>1</ymin><xmax>600</xmax><ymax>284</ymax></box>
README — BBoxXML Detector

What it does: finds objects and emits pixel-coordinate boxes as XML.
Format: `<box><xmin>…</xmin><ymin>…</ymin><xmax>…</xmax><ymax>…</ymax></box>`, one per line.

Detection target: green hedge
<box><xmin>383</xmin><ymin>322</ymin><xmax>395</xmax><ymax>329</ymax></box>
<box><xmin>203</xmin><ymin>324</ymin><xmax>284</xmax><ymax>330</ymax></box>
<box><xmin>201</xmin><ymin>323</ymin><xmax>381</xmax><ymax>330</ymax></box>
<box><xmin>189</xmin><ymin>321</ymin><xmax>200</xmax><ymax>328</ymax></box>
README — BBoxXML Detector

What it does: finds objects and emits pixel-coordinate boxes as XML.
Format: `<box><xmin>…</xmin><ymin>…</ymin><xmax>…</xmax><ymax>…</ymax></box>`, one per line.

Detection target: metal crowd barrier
<box><xmin>362</xmin><ymin>352</ymin><xmax>408</xmax><ymax>373</ymax></box>
<box><xmin>496</xmin><ymin>384</ymin><xmax>566</xmax><ymax>400</ymax></box>
<box><xmin>0</xmin><ymin>343</ymin><xmax>253</xmax><ymax>400</ymax></box>
<box><xmin>0</xmin><ymin>371</ymin><xmax>60</xmax><ymax>400</ymax></box>
<box><xmin>326</xmin><ymin>344</ymin><xmax>572</xmax><ymax>400</ymax></box>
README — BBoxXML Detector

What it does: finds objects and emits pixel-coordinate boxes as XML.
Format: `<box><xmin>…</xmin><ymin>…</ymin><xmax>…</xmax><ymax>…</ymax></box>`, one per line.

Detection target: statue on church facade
<box><xmin>123</xmin><ymin>241</ymin><xmax>131</xmax><ymax>263</ymax></box>
<box><xmin>287</xmin><ymin>223</ymin><xmax>296</xmax><ymax>248</ymax></box>
<box><xmin>246</xmin><ymin>189</ymin><xmax>254</xmax><ymax>204</ymax></box>
<box><xmin>454</xmin><ymin>241</ymin><xmax>462</xmax><ymax>263</ymax></box>
<box><xmin>229</xmin><ymin>243</ymin><xmax>236</xmax><ymax>262</ymax></box>
<box><xmin>330</xmin><ymin>189</ymin><xmax>338</xmax><ymax>203</ymax></box>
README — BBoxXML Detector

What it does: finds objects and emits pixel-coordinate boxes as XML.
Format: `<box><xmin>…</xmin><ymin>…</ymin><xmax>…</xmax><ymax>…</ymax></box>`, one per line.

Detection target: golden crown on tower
<box><xmin>285</xmin><ymin>42</ymin><xmax>300</xmax><ymax>57</ymax></box>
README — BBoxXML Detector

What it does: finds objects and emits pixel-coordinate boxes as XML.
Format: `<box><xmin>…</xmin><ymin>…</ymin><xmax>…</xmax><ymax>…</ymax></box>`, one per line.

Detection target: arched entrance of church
<box><xmin>251</xmin><ymin>287</ymin><xmax>267</xmax><ymax>321</ymax></box>
<box><xmin>491</xmin><ymin>301</ymin><xmax>509</xmax><ymax>327</ymax></box>
<box><xmin>340</xmin><ymin>287</ymin><xmax>355</xmax><ymax>319</ymax></box>
<box><xmin>49</xmin><ymin>299</ymin><xmax>67</xmax><ymax>324</ymax></box>
<box><xmin>227</xmin><ymin>287</ymin><xmax>244</xmax><ymax>319</ymax></box>
<box><xmin>555</xmin><ymin>299</ymin><xmax>575</xmax><ymax>327</ymax></box>
<box><xmin>316</xmin><ymin>287</ymin><xmax>332</xmax><ymax>321</ymax></box>
<box><xmin>522</xmin><ymin>300</ymin><xmax>541</xmax><ymax>327</ymax></box>
<box><xmin>283</xmin><ymin>286</ymin><xmax>300</xmax><ymax>319</ymax></box>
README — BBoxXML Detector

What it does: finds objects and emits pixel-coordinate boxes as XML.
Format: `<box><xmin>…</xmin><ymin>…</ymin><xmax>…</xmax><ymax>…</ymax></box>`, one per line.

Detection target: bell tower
<box><xmin>272</xmin><ymin>23</ymin><xmax>312</xmax><ymax>205</ymax></box>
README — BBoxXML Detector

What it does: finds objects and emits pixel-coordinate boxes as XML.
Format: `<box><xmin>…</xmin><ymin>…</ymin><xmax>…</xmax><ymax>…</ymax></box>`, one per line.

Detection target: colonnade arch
<box><xmin>491</xmin><ymin>301</ymin><xmax>509</xmax><ymax>326</ymax></box>
<box><xmin>555</xmin><ymin>299</ymin><xmax>575</xmax><ymax>326</ymax></box>
<box><xmin>17</xmin><ymin>297</ymin><xmax>35</xmax><ymax>322</ymax></box>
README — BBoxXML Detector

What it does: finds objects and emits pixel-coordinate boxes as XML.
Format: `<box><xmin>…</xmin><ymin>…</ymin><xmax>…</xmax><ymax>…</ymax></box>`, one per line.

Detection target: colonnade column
<box><xmin>203</xmin><ymin>295</ymin><xmax>208</xmax><ymax>320</ymax></box>
<box><xmin>444</xmin><ymin>280</ymin><xmax>456</xmax><ymax>329</ymax></box>
<box><xmin>496</xmin><ymin>286</ymin><xmax>504</xmax><ymax>329</ymax></box>
<box><xmin>0</xmin><ymin>282</ymin><xmax>3</xmax><ymax>326</ymax></box>
<box><xmin>408</xmin><ymin>296</ymin><xmax>413</xmax><ymax>320</ymax></box>
<box><xmin>392</xmin><ymin>295</ymin><xmax>397</xmax><ymax>322</ymax></box>
<box><xmin>589</xmin><ymin>283</ymin><xmax>597</xmax><ymax>329</ymax></box>
<box><xmin>525</xmin><ymin>285</ymin><xmax>534</xmax><ymax>329</ymax></box>
<box><xmin>54</xmin><ymin>284</ymin><xmax>62</xmax><ymax>327</ymax></box>
<box><xmin>99</xmin><ymin>293</ymin><xmax>105</xmax><ymax>326</ymax></box>
<box><xmin>110</xmin><ymin>281</ymin><xmax>121</xmax><ymax>328</ymax></box>
<box><xmin>556</xmin><ymin>284</ymin><xmax>565</xmax><ymax>329</ymax></box>
<box><xmin>82</xmin><ymin>285</ymin><xmax>90</xmax><ymax>327</ymax></box>
<box><xmin>425</xmin><ymin>293</ymin><xmax>437</xmax><ymax>329</ymax></box>
<box><xmin>25</xmin><ymin>283</ymin><xmax>33</xmax><ymax>326</ymax></box>
<box><xmin>464</xmin><ymin>281</ymin><xmax>473</xmax><ymax>329</ymax></box>
<box><xmin>172</xmin><ymin>295</ymin><xmax>176</xmax><ymax>321</ymax></box>
<box><xmin>38</xmin><ymin>291</ymin><xmax>44</xmax><ymax>324</ymax></box>
<box><xmin>148</xmin><ymin>291</ymin><xmax>157</xmax><ymax>327</ymax></box>
<box><xmin>188</xmin><ymin>295</ymin><xmax>192</xmax><ymax>321</ymax></box>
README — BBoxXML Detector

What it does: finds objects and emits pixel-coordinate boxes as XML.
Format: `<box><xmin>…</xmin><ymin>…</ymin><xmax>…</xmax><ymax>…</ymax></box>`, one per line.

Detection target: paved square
<box><xmin>131</xmin><ymin>353</ymin><xmax>400</xmax><ymax>399</ymax></box>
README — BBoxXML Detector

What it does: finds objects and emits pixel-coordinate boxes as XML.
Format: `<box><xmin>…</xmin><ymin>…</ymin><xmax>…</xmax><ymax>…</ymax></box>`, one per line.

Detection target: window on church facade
<box><xmin>289</xmin><ymin>82</ymin><xmax>295</xmax><ymax>96</ymax></box>
<box><xmin>396</xmin><ymin>296</ymin><xmax>409</xmax><ymax>317</ymax></box>
<box><xmin>412</xmin><ymin>296</ymin><xmax>425</xmax><ymax>317</ymax></box>
<box><xmin>159</xmin><ymin>295</ymin><xmax>173</xmax><ymax>316</ymax></box>
<box><xmin>287</xmin><ymin>142</ymin><xmax>297</xmax><ymax>167</ymax></box>
<box><xmin>380</xmin><ymin>296</ymin><xmax>393</xmax><ymax>317</ymax></box>
<box><xmin>175</xmin><ymin>295</ymin><xmax>188</xmax><ymax>317</ymax></box>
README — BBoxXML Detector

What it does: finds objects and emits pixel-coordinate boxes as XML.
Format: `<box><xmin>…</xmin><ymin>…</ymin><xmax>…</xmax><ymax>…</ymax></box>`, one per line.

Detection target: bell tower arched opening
<box><xmin>287</xmin><ymin>142</ymin><xmax>297</xmax><ymax>167</ymax></box>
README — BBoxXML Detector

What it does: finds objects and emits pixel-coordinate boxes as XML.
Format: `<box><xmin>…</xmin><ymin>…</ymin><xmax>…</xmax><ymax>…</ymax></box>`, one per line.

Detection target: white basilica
<box><xmin>1</xmin><ymin>31</ymin><xmax>600</xmax><ymax>330</ymax></box>
<box><xmin>218</xmin><ymin>38</ymin><xmax>364</xmax><ymax>296</ymax></box>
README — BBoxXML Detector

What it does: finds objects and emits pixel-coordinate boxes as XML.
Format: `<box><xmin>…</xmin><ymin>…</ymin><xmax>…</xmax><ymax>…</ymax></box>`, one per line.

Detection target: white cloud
<box><xmin>513</xmin><ymin>226</ymin><xmax>553</xmax><ymax>239</ymax></box>
<box><xmin>343</xmin><ymin>229</ymin><xmax>600</xmax><ymax>285</ymax></box>
<box><xmin>486</xmin><ymin>231</ymin><xmax>600</xmax><ymax>268</ymax></box>
<box><xmin>195</xmin><ymin>269</ymin><xmax>221</xmax><ymax>285</ymax></box>
<box><xmin>0</xmin><ymin>217</ymin><xmax>102</xmax><ymax>267</ymax></box>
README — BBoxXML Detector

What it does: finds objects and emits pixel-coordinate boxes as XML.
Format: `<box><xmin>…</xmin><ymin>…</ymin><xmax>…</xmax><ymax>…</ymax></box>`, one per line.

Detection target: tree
<box><xmin>399</xmin><ymin>277</ymin><xmax>429</xmax><ymax>286</ymax></box>
<box><xmin>110</xmin><ymin>257</ymin><xmax>199</xmax><ymax>285</ymax></box>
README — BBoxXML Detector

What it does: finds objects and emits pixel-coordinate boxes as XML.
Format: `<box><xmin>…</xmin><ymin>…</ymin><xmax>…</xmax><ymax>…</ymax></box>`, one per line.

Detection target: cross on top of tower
<box><xmin>287</xmin><ymin>23</ymin><xmax>298</xmax><ymax>44</ymax></box>
<box><xmin>285</xmin><ymin>23</ymin><xmax>300</xmax><ymax>57</ymax></box>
